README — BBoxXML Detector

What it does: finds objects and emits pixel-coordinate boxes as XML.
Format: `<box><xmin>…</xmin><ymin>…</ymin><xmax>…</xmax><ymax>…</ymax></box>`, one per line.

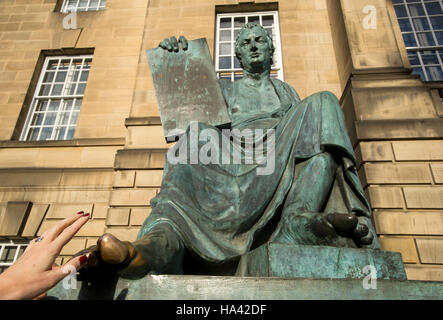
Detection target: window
<box><xmin>215</xmin><ymin>11</ymin><xmax>284</xmax><ymax>81</ymax></box>
<box><xmin>393</xmin><ymin>0</ymin><xmax>443</xmax><ymax>81</ymax></box>
<box><xmin>61</xmin><ymin>0</ymin><xmax>106</xmax><ymax>13</ymax></box>
<box><xmin>20</xmin><ymin>56</ymin><xmax>92</xmax><ymax>141</ymax></box>
<box><xmin>0</xmin><ymin>240</ymin><xmax>28</xmax><ymax>274</ymax></box>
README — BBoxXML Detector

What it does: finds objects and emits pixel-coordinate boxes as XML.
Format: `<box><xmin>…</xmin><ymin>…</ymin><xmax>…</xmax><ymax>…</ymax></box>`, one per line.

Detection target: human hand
<box><xmin>159</xmin><ymin>35</ymin><xmax>188</xmax><ymax>52</ymax></box>
<box><xmin>0</xmin><ymin>212</ymin><xmax>91</xmax><ymax>300</ymax></box>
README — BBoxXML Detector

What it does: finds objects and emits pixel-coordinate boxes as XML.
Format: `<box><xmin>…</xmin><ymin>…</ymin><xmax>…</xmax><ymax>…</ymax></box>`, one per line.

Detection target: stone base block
<box><xmin>47</xmin><ymin>275</ymin><xmax>443</xmax><ymax>300</ymax></box>
<box><xmin>235</xmin><ymin>243</ymin><xmax>407</xmax><ymax>280</ymax></box>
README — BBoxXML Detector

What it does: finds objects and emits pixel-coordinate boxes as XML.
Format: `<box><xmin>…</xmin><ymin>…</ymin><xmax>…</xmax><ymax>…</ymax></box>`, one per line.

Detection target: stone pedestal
<box><xmin>236</xmin><ymin>243</ymin><xmax>407</xmax><ymax>280</ymax></box>
<box><xmin>46</xmin><ymin>243</ymin><xmax>442</xmax><ymax>300</ymax></box>
<box><xmin>47</xmin><ymin>275</ymin><xmax>443</xmax><ymax>300</ymax></box>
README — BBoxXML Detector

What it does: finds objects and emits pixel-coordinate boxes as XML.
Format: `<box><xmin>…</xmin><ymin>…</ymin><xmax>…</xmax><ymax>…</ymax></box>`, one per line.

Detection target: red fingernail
<box><xmin>77</xmin><ymin>211</ymin><xmax>84</xmax><ymax>214</ymax></box>
<box><xmin>82</xmin><ymin>213</ymin><xmax>90</xmax><ymax>217</ymax></box>
<box><xmin>79</xmin><ymin>254</ymin><xmax>88</xmax><ymax>265</ymax></box>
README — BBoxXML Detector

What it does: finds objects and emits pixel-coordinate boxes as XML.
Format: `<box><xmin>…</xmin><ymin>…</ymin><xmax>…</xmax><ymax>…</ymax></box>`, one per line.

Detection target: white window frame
<box><xmin>0</xmin><ymin>240</ymin><xmax>29</xmax><ymax>273</ymax></box>
<box><xmin>20</xmin><ymin>55</ymin><xmax>93</xmax><ymax>141</ymax></box>
<box><xmin>215</xmin><ymin>11</ymin><xmax>284</xmax><ymax>81</ymax></box>
<box><xmin>61</xmin><ymin>0</ymin><xmax>106</xmax><ymax>13</ymax></box>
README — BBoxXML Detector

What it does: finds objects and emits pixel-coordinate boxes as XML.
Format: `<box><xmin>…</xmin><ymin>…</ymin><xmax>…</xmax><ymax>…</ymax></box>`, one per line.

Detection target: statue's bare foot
<box><xmin>311</xmin><ymin>213</ymin><xmax>374</xmax><ymax>246</ymax></box>
<box><xmin>270</xmin><ymin>211</ymin><xmax>374</xmax><ymax>247</ymax></box>
<box><xmin>72</xmin><ymin>233</ymin><xmax>147</xmax><ymax>280</ymax></box>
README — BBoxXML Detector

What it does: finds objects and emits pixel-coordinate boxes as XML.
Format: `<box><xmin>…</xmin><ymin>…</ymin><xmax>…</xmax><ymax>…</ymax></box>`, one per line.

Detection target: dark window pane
<box><xmin>436</xmin><ymin>31</ymin><xmax>443</xmax><ymax>44</ymax></box>
<box><xmin>248</xmin><ymin>16</ymin><xmax>259</xmax><ymax>24</ymax></box>
<box><xmin>48</xmin><ymin>100</ymin><xmax>59</xmax><ymax>111</ymax></box>
<box><xmin>70</xmin><ymin>112</ymin><xmax>79</xmax><ymax>125</ymax></box>
<box><xmin>413</xmin><ymin>18</ymin><xmax>430</xmax><ymax>31</ymax></box>
<box><xmin>412</xmin><ymin>67</ymin><xmax>426</xmax><ymax>80</ymax></box>
<box><xmin>74</xmin><ymin>98</ymin><xmax>82</xmax><ymax>110</ymax></box>
<box><xmin>31</xmin><ymin>113</ymin><xmax>44</xmax><ymax>126</ymax></box>
<box><xmin>398</xmin><ymin>19</ymin><xmax>413</xmax><ymax>32</ymax></box>
<box><xmin>220</xmin><ymin>43</ymin><xmax>231</xmax><ymax>55</ymax></box>
<box><xmin>76</xmin><ymin>83</ymin><xmax>86</xmax><ymax>95</ymax></box>
<box><xmin>402</xmin><ymin>33</ymin><xmax>418</xmax><ymax>46</ymax></box>
<box><xmin>51</xmin><ymin>84</ymin><xmax>63</xmax><ymax>96</ymax></box>
<box><xmin>220</xmin><ymin>30</ymin><xmax>231</xmax><ymax>42</ymax></box>
<box><xmin>408</xmin><ymin>52</ymin><xmax>420</xmax><ymax>65</ymax></box>
<box><xmin>27</xmin><ymin>128</ymin><xmax>40</xmax><ymax>141</ymax></box>
<box><xmin>425</xmin><ymin>2</ymin><xmax>443</xmax><ymax>15</ymax></box>
<box><xmin>234</xmin><ymin>17</ymin><xmax>245</xmax><ymax>28</ymax></box>
<box><xmin>421</xmin><ymin>52</ymin><xmax>439</xmax><ymax>64</ymax></box>
<box><xmin>80</xmin><ymin>70</ymin><xmax>89</xmax><ymax>82</ymax></box>
<box><xmin>54</xmin><ymin>127</ymin><xmax>66</xmax><ymax>140</ymax></box>
<box><xmin>395</xmin><ymin>5</ymin><xmax>408</xmax><ymax>17</ymax></box>
<box><xmin>46</xmin><ymin>60</ymin><xmax>58</xmax><ymax>71</ymax></box>
<box><xmin>234</xmin><ymin>56</ymin><xmax>241</xmax><ymax>69</ymax></box>
<box><xmin>61</xmin><ymin>100</ymin><xmax>74</xmax><ymax>111</ymax></box>
<box><xmin>219</xmin><ymin>56</ymin><xmax>231</xmax><ymax>69</ymax></box>
<box><xmin>59</xmin><ymin>59</ymin><xmax>71</xmax><ymax>70</ymax></box>
<box><xmin>408</xmin><ymin>3</ymin><xmax>426</xmax><ymax>16</ymax></box>
<box><xmin>426</xmin><ymin>65</ymin><xmax>443</xmax><ymax>80</ymax></box>
<box><xmin>392</xmin><ymin>0</ymin><xmax>403</xmax><ymax>3</ymax></box>
<box><xmin>262</xmin><ymin>15</ymin><xmax>274</xmax><ymax>27</ymax></box>
<box><xmin>43</xmin><ymin>72</ymin><xmax>54</xmax><ymax>83</ymax></box>
<box><xmin>66</xmin><ymin>127</ymin><xmax>75</xmax><ymax>139</ymax></box>
<box><xmin>35</xmin><ymin>100</ymin><xmax>48</xmax><ymax>111</ymax></box>
<box><xmin>220</xmin><ymin>18</ymin><xmax>231</xmax><ymax>28</ymax></box>
<box><xmin>39</xmin><ymin>84</ymin><xmax>51</xmax><ymax>96</ymax></box>
<box><xmin>430</xmin><ymin>16</ymin><xmax>443</xmax><ymax>29</ymax></box>
<box><xmin>44</xmin><ymin>112</ymin><xmax>56</xmax><ymax>125</ymax></box>
<box><xmin>55</xmin><ymin>71</ymin><xmax>67</xmax><ymax>83</ymax></box>
<box><xmin>40</xmin><ymin>127</ymin><xmax>53</xmax><ymax>140</ymax></box>
<box><xmin>417</xmin><ymin>32</ymin><xmax>436</xmax><ymax>46</ymax></box>
<box><xmin>58</xmin><ymin>112</ymin><xmax>70</xmax><ymax>125</ymax></box>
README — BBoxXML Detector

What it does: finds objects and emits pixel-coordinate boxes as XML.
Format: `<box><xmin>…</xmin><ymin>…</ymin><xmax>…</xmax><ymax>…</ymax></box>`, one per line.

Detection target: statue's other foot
<box><xmin>269</xmin><ymin>212</ymin><xmax>374</xmax><ymax>248</ymax></box>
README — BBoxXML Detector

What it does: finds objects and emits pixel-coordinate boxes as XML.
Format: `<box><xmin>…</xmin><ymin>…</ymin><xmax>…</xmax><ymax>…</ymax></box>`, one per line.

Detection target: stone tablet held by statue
<box><xmin>147</xmin><ymin>38</ymin><xmax>231</xmax><ymax>142</ymax></box>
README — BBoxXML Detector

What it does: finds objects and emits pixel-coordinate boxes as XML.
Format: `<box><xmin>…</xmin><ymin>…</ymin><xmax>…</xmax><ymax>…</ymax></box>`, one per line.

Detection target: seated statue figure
<box><xmin>79</xmin><ymin>23</ymin><xmax>380</xmax><ymax>279</ymax></box>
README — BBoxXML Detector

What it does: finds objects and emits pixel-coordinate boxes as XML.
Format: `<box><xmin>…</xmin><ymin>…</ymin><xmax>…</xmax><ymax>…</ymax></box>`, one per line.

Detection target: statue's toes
<box><xmin>352</xmin><ymin>223</ymin><xmax>369</xmax><ymax>239</ymax></box>
<box><xmin>359</xmin><ymin>231</ymin><xmax>374</xmax><ymax>245</ymax></box>
<box><xmin>326</xmin><ymin>213</ymin><xmax>358</xmax><ymax>233</ymax></box>
<box><xmin>97</xmin><ymin>233</ymin><xmax>129</xmax><ymax>265</ymax></box>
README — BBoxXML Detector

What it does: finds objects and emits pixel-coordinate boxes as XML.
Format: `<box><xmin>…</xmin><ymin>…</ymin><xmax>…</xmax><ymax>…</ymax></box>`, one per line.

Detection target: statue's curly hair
<box><xmin>235</xmin><ymin>22</ymin><xmax>275</xmax><ymax>68</ymax></box>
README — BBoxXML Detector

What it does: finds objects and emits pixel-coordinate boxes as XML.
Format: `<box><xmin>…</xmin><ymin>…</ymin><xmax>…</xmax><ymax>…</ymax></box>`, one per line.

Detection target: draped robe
<box><xmin>137</xmin><ymin>79</ymin><xmax>378</xmax><ymax>264</ymax></box>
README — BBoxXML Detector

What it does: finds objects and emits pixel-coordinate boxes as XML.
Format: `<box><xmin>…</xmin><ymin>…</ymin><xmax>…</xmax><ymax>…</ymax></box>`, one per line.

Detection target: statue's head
<box><xmin>235</xmin><ymin>22</ymin><xmax>275</xmax><ymax>74</ymax></box>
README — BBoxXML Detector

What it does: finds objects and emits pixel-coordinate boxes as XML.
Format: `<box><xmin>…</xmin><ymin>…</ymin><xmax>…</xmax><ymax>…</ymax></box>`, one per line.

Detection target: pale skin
<box><xmin>76</xmin><ymin>26</ymin><xmax>373</xmax><ymax>278</ymax></box>
<box><xmin>0</xmin><ymin>212</ymin><xmax>90</xmax><ymax>300</ymax></box>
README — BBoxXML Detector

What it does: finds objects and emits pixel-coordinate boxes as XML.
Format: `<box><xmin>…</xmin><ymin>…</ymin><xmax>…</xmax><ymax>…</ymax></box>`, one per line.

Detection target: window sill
<box><xmin>0</xmin><ymin>138</ymin><xmax>125</xmax><ymax>148</ymax></box>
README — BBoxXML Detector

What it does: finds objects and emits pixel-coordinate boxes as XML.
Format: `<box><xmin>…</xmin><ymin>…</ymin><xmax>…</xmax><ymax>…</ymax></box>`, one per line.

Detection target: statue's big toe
<box><xmin>97</xmin><ymin>233</ymin><xmax>129</xmax><ymax>265</ymax></box>
<box><xmin>326</xmin><ymin>213</ymin><xmax>358</xmax><ymax>233</ymax></box>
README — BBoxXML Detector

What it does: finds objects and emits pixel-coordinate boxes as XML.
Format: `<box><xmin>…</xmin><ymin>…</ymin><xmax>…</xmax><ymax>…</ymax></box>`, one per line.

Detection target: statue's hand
<box><xmin>159</xmin><ymin>36</ymin><xmax>188</xmax><ymax>52</ymax></box>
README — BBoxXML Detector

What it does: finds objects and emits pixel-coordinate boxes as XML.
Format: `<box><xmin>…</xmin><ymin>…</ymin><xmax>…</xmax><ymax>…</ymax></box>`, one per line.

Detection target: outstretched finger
<box><xmin>46</xmin><ymin>254</ymin><xmax>89</xmax><ymax>289</ymax></box>
<box><xmin>179</xmin><ymin>36</ymin><xmax>188</xmax><ymax>51</ymax></box>
<box><xmin>51</xmin><ymin>214</ymin><xmax>90</xmax><ymax>252</ymax></box>
<box><xmin>170</xmin><ymin>36</ymin><xmax>179</xmax><ymax>52</ymax></box>
<box><xmin>43</xmin><ymin>212</ymin><xmax>86</xmax><ymax>242</ymax></box>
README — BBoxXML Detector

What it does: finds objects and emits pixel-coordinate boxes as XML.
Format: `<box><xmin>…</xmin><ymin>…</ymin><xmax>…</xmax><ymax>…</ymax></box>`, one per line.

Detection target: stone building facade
<box><xmin>0</xmin><ymin>0</ymin><xmax>442</xmax><ymax>281</ymax></box>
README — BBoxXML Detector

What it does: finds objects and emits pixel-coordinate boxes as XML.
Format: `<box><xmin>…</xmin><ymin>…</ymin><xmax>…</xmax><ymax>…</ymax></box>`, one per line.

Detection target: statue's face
<box><xmin>237</xmin><ymin>27</ymin><xmax>272</xmax><ymax>73</ymax></box>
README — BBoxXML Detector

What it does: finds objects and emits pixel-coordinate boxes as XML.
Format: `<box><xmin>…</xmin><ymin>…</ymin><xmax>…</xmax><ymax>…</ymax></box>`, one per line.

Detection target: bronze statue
<box><xmin>78</xmin><ymin>23</ymin><xmax>379</xmax><ymax>279</ymax></box>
